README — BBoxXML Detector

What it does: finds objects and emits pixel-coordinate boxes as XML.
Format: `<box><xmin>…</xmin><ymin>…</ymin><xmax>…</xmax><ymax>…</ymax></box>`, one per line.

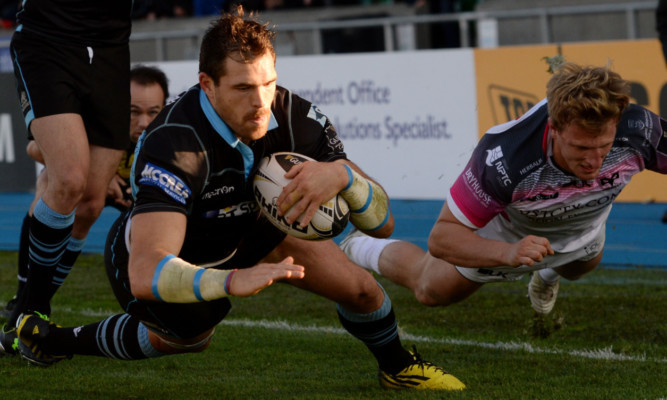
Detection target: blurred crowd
<box><xmin>0</xmin><ymin>0</ymin><xmax>478</xmax><ymax>28</ymax></box>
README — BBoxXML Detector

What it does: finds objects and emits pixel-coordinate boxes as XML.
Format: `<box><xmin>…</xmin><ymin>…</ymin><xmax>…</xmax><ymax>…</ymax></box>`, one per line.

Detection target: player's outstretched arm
<box><xmin>128</xmin><ymin>212</ymin><xmax>304</xmax><ymax>303</ymax></box>
<box><xmin>428</xmin><ymin>202</ymin><xmax>553</xmax><ymax>268</ymax></box>
<box><xmin>227</xmin><ymin>257</ymin><xmax>305</xmax><ymax>297</ymax></box>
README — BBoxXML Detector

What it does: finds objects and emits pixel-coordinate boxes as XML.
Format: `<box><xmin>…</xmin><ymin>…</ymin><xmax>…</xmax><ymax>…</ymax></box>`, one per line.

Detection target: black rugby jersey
<box><xmin>129</xmin><ymin>85</ymin><xmax>347</xmax><ymax>265</ymax></box>
<box><xmin>16</xmin><ymin>0</ymin><xmax>132</xmax><ymax>46</ymax></box>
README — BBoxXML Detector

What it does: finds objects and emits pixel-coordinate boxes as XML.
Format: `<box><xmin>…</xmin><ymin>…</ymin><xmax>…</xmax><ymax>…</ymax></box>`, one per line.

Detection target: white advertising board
<box><xmin>154</xmin><ymin>49</ymin><xmax>478</xmax><ymax>200</ymax></box>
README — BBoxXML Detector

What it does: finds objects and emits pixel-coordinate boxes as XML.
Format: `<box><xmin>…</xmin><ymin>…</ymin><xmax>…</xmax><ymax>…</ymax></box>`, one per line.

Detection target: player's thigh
<box><xmin>83</xmin><ymin>145</ymin><xmax>125</xmax><ymax>201</ymax></box>
<box><xmin>272</xmin><ymin>236</ymin><xmax>383</xmax><ymax>313</ymax></box>
<box><xmin>554</xmin><ymin>250</ymin><xmax>603</xmax><ymax>280</ymax></box>
<box><xmin>416</xmin><ymin>253</ymin><xmax>483</xmax><ymax>306</ymax></box>
<box><xmin>30</xmin><ymin>114</ymin><xmax>90</xmax><ymax>184</ymax></box>
<box><xmin>148</xmin><ymin>327</ymin><xmax>216</xmax><ymax>354</ymax></box>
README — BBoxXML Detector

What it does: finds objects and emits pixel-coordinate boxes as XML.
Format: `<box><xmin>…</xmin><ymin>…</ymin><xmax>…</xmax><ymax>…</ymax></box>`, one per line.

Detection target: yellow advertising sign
<box><xmin>474</xmin><ymin>40</ymin><xmax>667</xmax><ymax>202</ymax></box>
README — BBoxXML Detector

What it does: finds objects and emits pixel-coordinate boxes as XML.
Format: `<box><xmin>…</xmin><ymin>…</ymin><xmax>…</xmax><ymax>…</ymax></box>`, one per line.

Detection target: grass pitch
<box><xmin>0</xmin><ymin>251</ymin><xmax>665</xmax><ymax>400</ymax></box>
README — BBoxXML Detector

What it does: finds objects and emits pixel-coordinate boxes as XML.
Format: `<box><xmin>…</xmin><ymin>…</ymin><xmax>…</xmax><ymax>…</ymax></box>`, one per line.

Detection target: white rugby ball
<box><xmin>253</xmin><ymin>152</ymin><xmax>350</xmax><ymax>240</ymax></box>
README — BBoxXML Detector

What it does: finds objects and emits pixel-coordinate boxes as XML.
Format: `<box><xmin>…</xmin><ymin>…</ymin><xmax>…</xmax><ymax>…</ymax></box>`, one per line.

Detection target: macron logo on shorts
<box><xmin>139</xmin><ymin>162</ymin><xmax>191</xmax><ymax>205</ymax></box>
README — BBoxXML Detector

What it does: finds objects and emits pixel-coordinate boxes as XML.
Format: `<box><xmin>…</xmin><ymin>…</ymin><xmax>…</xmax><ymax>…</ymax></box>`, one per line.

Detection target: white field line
<box><xmin>63</xmin><ymin>308</ymin><xmax>666</xmax><ymax>364</ymax></box>
<box><xmin>219</xmin><ymin>318</ymin><xmax>666</xmax><ymax>364</ymax></box>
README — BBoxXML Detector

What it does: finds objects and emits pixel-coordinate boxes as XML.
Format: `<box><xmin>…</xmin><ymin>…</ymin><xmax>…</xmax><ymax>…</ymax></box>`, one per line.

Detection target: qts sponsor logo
<box><xmin>488</xmin><ymin>85</ymin><xmax>540</xmax><ymax>124</ymax></box>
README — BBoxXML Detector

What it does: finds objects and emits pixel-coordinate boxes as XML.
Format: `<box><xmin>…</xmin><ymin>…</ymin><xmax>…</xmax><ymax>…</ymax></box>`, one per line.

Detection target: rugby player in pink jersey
<box><xmin>342</xmin><ymin>62</ymin><xmax>667</xmax><ymax>315</ymax></box>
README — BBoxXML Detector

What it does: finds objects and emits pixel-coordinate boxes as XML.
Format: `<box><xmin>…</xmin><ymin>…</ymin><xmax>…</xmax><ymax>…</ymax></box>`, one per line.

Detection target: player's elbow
<box><xmin>129</xmin><ymin>282</ymin><xmax>153</xmax><ymax>301</ymax></box>
<box><xmin>128</xmin><ymin>268</ymin><xmax>155</xmax><ymax>300</ymax></box>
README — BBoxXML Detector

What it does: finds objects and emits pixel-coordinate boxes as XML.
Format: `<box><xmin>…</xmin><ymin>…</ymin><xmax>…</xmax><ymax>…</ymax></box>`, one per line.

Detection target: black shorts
<box><xmin>104</xmin><ymin>212</ymin><xmax>286</xmax><ymax>339</ymax></box>
<box><xmin>10</xmin><ymin>30</ymin><xmax>130</xmax><ymax>150</ymax></box>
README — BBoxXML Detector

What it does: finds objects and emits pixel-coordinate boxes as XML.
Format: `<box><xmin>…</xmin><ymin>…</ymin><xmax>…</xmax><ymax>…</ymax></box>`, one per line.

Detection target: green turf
<box><xmin>0</xmin><ymin>251</ymin><xmax>665</xmax><ymax>399</ymax></box>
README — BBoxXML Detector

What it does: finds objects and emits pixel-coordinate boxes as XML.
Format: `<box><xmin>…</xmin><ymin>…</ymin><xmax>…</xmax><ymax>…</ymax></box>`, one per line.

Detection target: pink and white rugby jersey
<box><xmin>448</xmin><ymin>99</ymin><xmax>667</xmax><ymax>252</ymax></box>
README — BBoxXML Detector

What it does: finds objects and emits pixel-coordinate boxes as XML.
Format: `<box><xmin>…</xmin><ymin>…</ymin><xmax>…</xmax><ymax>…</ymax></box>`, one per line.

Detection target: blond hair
<box><xmin>546</xmin><ymin>62</ymin><xmax>630</xmax><ymax>132</ymax></box>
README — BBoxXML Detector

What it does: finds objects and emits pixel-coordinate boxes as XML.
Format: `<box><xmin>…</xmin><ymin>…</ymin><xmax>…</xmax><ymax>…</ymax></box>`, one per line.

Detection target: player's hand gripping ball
<box><xmin>253</xmin><ymin>152</ymin><xmax>350</xmax><ymax>240</ymax></box>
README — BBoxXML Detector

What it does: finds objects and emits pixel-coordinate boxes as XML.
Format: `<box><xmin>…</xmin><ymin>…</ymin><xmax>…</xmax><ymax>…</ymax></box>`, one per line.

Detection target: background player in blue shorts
<box><xmin>13</xmin><ymin>7</ymin><xmax>466</xmax><ymax>391</ymax></box>
<box><xmin>341</xmin><ymin>62</ymin><xmax>667</xmax><ymax>317</ymax></box>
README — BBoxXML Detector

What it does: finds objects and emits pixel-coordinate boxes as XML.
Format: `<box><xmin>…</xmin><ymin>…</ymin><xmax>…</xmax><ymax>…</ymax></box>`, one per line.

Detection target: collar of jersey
<box><xmin>199</xmin><ymin>88</ymin><xmax>278</xmax><ymax>180</ymax></box>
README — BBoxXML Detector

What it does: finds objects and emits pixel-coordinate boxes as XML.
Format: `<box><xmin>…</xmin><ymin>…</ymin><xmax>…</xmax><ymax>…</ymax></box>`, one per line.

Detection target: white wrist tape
<box><xmin>152</xmin><ymin>255</ymin><xmax>235</xmax><ymax>303</ymax></box>
<box><xmin>340</xmin><ymin>164</ymin><xmax>389</xmax><ymax>231</ymax></box>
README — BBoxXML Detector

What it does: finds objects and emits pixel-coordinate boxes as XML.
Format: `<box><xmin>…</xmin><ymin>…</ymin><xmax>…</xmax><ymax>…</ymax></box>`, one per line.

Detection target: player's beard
<box><xmin>240</xmin><ymin>110</ymin><xmax>271</xmax><ymax>142</ymax></box>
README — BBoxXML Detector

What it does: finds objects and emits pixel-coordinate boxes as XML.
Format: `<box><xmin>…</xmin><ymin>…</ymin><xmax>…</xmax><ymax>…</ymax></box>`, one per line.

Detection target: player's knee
<box><xmin>340</xmin><ymin>274</ymin><xmax>384</xmax><ymax>312</ymax></box>
<box><xmin>76</xmin><ymin>196</ymin><xmax>106</xmax><ymax>220</ymax></box>
<box><xmin>414</xmin><ymin>285</ymin><xmax>456</xmax><ymax>307</ymax></box>
<box><xmin>555</xmin><ymin>253</ymin><xmax>602</xmax><ymax>281</ymax></box>
<box><xmin>50</xmin><ymin>171</ymin><xmax>87</xmax><ymax>205</ymax></box>
<box><xmin>152</xmin><ymin>330</ymin><xmax>215</xmax><ymax>355</ymax></box>
<box><xmin>414</xmin><ymin>274</ymin><xmax>480</xmax><ymax>307</ymax></box>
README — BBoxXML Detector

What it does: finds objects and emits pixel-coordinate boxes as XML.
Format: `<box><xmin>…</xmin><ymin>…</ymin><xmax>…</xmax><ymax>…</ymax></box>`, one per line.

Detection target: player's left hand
<box><xmin>227</xmin><ymin>257</ymin><xmax>305</xmax><ymax>297</ymax></box>
<box><xmin>276</xmin><ymin>161</ymin><xmax>347</xmax><ymax>227</ymax></box>
<box><xmin>107</xmin><ymin>174</ymin><xmax>132</xmax><ymax>208</ymax></box>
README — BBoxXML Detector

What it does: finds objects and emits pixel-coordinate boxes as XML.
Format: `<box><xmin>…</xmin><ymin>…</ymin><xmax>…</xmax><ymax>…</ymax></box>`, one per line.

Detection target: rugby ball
<box><xmin>253</xmin><ymin>152</ymin><xmax>350</xmax><ymax>240</ymax></box>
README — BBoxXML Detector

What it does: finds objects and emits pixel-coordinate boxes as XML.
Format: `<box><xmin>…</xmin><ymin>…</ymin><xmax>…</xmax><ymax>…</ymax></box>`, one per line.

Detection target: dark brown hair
<box><xmin>199</xmin><ymin>5</ymin><xmax>276</xmax><ymax>83</ymax></box>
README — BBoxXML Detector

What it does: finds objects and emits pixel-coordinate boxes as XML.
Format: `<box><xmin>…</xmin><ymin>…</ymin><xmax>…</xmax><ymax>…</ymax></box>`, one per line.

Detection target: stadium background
<box><xmin>0</xmin><ymin>1</ymin><xmax>664</xmax><ymax>269</ymax></box>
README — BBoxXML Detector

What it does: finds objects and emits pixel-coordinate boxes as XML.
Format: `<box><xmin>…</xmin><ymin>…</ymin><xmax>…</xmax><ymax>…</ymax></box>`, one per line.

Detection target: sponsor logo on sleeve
<box><xmin>307</xmin><ymin>105</ymin><xmax>328</xmax><ymax>128</ymax></box>
<box><xmin>464</xmin><ymin>167</ymin><xmax>492</xmax><ymax>207</ymax></box>
<box><xmin>485</xmin><ymin>145</ymin><xmax>504</xmax><ymax>166</ymax></box>
<box><xmin>139</xmin><ymin>162</ymin><xmax>191</xmax><ymax>205</ymax></box>
<box><xmin>485</xmin><ymin>145</ymin><xmax>512</xmax><ymax>186</ymax></box>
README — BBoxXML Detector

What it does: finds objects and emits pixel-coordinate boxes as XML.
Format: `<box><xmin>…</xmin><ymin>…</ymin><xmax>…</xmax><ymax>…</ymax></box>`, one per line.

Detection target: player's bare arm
<box><xmin>26</xmin><ymin>141</ymin><xmax>44</xmax><ymax>164</ymax></box>
<box><xmin>428</xmin><ymin>202</ymin><xmax>553</xmax><ymax>268</ymax></box>
<box><xmin>128</xmin><ymin>211</ymin><xmax>304</xmax><ymax>302</ymax></box>
<box><xmin>128</xmin><ymin>211</ymin><xmax>188</xmax><ymax>300</ymax></box>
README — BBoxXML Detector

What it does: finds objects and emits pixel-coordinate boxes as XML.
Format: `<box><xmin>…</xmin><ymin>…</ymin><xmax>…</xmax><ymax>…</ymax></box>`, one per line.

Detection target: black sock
<box><xmin>15</xmin><ymin>213</ymin><xmax>31</xmax><ymax>299</ymax></box>
<box><xmin>23</xmin><ymin>200</ymin><xmax>74</xmax><ymax>317</ymax></box>
<box><xmin>46</xmin><ymin>238</ymin><xmax>84</xmax><ymax>300</ymax></box>
<box><xmin>45</xmin><ymin>314</ymin><xmax>157</xmax><ymax>359</ymax></box>
<box><xmin>337</xmin><ymin>300</ymin><xmax>413</xmax><ymax>374</ymax></box>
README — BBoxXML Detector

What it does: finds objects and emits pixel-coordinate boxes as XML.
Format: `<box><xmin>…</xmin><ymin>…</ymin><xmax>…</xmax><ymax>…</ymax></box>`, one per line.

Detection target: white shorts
<box><xmin>455</xmin><ymin>227</ymin><xmax>605</xmax><ymax>283</ymax></box>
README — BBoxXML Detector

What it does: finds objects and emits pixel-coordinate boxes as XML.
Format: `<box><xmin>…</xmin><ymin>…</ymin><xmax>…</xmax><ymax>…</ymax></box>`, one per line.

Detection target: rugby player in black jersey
<box><xmin>13</xmin><ymin>6</ymin><xmax>465</xmax><ymax>391</ymax></box>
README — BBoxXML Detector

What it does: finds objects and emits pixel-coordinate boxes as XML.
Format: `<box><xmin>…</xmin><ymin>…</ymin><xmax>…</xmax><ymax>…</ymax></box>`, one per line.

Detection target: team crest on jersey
<box><xmin>139</xmin><ymin>162</ymin><xmax>191</xmax><ymax>205</ymax></box>
<box><xmin>307</xmin><ymin>105</ymin><xmax>328</xmax><ymax>128</ymax></box>
<box><xmin>485</xmin><ymin>145</ymin><xmax>504</xmax><ymax>166</ymax></box>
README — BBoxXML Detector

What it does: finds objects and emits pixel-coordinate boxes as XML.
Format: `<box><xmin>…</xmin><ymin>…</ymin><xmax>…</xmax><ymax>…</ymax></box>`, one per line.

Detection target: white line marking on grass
<box><xmin>220</xmin><ymin>318</ymin><xmax>667</xmax><ymax>364</ymax></box>
<box><xmin>54</xmin><ymin>308</ymin><xmax>666</xmax><ymax>364</ymax></box>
